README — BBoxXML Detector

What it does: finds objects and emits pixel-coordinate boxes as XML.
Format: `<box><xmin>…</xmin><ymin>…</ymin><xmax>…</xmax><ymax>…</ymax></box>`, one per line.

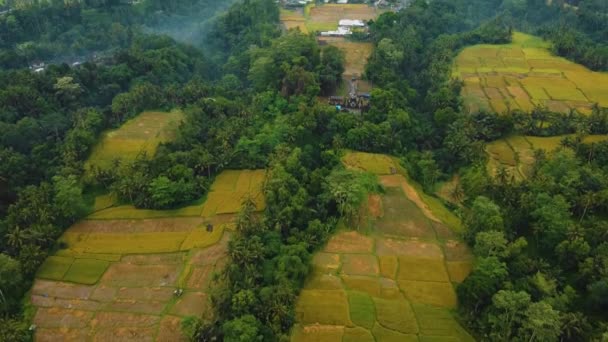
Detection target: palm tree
<box><xmin>560</xmin><ymin>312</ymin><xmax>590</xmax><ymax>342</ymax></box>
<box><xmin>6</xmin><ymin>226</ymin><xmax>27</xmax><ymax>249</ymax></box>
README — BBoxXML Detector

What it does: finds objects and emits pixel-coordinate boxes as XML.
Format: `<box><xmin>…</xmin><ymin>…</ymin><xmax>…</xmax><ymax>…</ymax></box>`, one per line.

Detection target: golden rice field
<box><xmin>31</xmin><ymin>169</ymin><xmax>266</xmax><ymax>341</ymax></box>
<box><xmin>89</xmin><ymin>169</ymin><xmax>266</xmax><ymax>219</ymax></box>
<box><xmin>454</xmin><ymin>32</ymin><xmax>608</xmax><ymax>115</ymax></box>
<box><xmin>486</xmin><ymin>134</ymin><xmax>608</xmax><ymax>181</ymax></box>
<box><xmin>85</xmin><ymin>110</ymin><xmax>184</xmax><ymax>172</ymax></box>
<box><xmin>292</xmin><ymin>152</ymin><xmax>474</xmax><ymax>341</ymax></box>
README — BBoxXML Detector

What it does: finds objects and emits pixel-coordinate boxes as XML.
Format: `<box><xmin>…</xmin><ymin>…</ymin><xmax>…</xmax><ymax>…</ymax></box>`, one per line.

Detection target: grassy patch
<box><xmin>342</xmin><ymin>151</ymin><xmax>396</xmax><ymax>175</ymax></box>
<box><xmin>343</xmin><ymin>327</ymin><xmax>375</xmax><ymax>342</ymax></box>
<box><xmin>414</xmin><ymin>304</ymin><xmax>475</xmax><ymax>341</ymax></box>
<box><xmin>446</xmin><ymin>261</ymin><xmax>473</xmax><ymax>283</ymax></box>
<box><xmin>37</xmin><ymin>256</ymin><xmax>73</xmax><ymax>280</ymax></box>
<box><xmin>398</xmin><ymin>280</ymin><xmax>457</xmax><ymax>308</ymax></box>
<box><xmin>373</xmin><ymin>296</ymin><xmax>419</xmax><ymax>334</ymax></box>
<box><xmin>295</xmin><ymin>290</ymin><xmax>352</xmax><ymax>326</ymax></box>
<box><xmin>379</xmin><ymin>255</ymin><xmax>398</xmax><ymax>279</ymax></box>
<box><xmin>85</xmin><ymin>110</ymin><xmax>183</xmax><ymax>172</ymax></box>
<box><xmin>342</xmin><ymin>275</ymin><xmax>381</xmax><ymax>297</ymax></box>
<box><xmin>372</xmin><ymin>324</ymin><xmax>419</xmax><ymax>342</ymax></box>
<box><xmin>397</xmin><ymin>258</ymin><xmax>450</xmax><ymax>282</ymax></box>
<box><xmin>63</xmin><ymin>259</ymin><xmax>109</xmax><ymax>285</ymax></box>
<box><xmin>347</xmin><ymin>291</ymin><xmax>375</xmax><ymax>329</ymax></box>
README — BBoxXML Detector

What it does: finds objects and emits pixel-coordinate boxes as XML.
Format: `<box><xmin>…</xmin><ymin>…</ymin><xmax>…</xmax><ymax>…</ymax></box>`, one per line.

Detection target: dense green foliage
<box><xmin>0</xmin><ymin>0</ymin><xmax>238</xmax><ymax>69</ymax></box>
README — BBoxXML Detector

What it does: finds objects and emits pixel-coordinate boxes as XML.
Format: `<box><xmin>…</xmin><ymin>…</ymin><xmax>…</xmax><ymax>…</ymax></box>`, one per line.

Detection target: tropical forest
<box><xmin>0</xmin><ymin>0</ymin><xmax>608</xmax><ymax>341</ymax></box>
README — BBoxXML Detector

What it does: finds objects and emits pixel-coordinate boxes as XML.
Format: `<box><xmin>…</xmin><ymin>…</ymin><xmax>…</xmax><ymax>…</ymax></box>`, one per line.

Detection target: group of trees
<box><xmin>0</xmin><ymin>1</ymin><xmax>234</xmax><ymax>337</ymax></box>
<box><xmin>0</xmin><ymin>0</ymin><xmax>239</xmax><ymax>69</ymax></box>
<box><xmin>456</xmin><ymin>140</ymin><xmax>608</xmax><ymax>340</ymax></box>
<box><xmin>357</xmin><ymin>0</ymin><xmax>608</xmax><ymax>340</ymax></box>
<box><xmin>1</xmin><ymin>0</ymin><xmax>608</xmax><ymax>340</ymax></box>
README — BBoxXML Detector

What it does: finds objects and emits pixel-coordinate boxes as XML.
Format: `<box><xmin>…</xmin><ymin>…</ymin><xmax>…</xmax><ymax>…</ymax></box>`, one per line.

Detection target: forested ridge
<box><xmin>1</xmin><ymin>0</ymin><xmax>608</xmax><ymax>340</ymax></box>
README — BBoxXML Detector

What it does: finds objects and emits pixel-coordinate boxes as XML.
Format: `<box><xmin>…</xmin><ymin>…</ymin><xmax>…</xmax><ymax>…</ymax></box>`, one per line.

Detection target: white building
<box><xmin>338</xmin><ymin>19</ymin><xmax>366</xmax><ymax>28</ymax></box>
<box><xmin>320</xmin><ymin>27</ymin><xmax>352</xmax><ymax>36</ymax></box>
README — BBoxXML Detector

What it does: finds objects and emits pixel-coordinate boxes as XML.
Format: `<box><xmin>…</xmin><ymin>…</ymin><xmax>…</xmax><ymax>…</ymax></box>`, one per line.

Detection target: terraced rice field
<box><xmin>31</xmin><ymin>169</ymin><xmax>266</xmax><ymax>341</ymax></box>
<box><xmin>454</xmin><ymin>32</ymin><xmax>608</xmax><ymax>115</ymax></box>
<box><xmin>85</xmin><ymin>110</ymin><xmax>184</xmax><ymax>172</ymax></box>
<box><xmin>292</xmin><ymin>153</ymin><xmax>474</xmax><ymax>341</ymax></box>
<box><xmin>486</xmin><ymin>134</ymin><xmax>608</xmax><ymax>181</ymax></box>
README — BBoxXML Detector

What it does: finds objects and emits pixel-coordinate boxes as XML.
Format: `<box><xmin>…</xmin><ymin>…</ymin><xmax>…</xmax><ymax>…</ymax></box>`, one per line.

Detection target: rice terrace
<box><xmin>454</xmin><ymin>32</ymin><xmax>608</xmax><ymax>115</ymax></box>
<box><xmin>291</xmin><ymin>152</ymin><xmax>474</xmax><ymax>341</ymax></box>
<box><xmin>30</xmin><ymin>111</ymin><xmax>267</xmax><ymax>341</ymax></box>
<box><xmin>486</xmin><ymin>134</ymin><xmax>608</xmax><ymax>181</ymax></box>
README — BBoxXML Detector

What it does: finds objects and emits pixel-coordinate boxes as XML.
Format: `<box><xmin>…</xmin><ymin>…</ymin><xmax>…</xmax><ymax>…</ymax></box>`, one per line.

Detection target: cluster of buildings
<box><xmin>320</xmin><ymin>19</ymin><xmax>367</xmax><ymax>37</ymax></box>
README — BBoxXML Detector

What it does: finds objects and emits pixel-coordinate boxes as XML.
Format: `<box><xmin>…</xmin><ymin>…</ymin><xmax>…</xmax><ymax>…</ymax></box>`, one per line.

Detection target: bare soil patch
<box><xmin>33</xmin><ymin>307</ymin><xmax>94</xmax><ymax>329</ymax></box>
<box><xmin>35</xmin><ymin>328</ymin><xmax>88</xmax><ymax>342</ymax></box>
<box><xmin>341</xmin><ymin>254</ymin><xmax>379</xmax><ymax>276</ymax></box>
<box><xmin>376</xmin><ymin>239</ymin><xmax>444</xmax><ymax>259</ymax></box>
<box><xmin>443</xmin><ymin>240</ymin><xmax>474</xmax><ymax>261</ymax></box>
<box><xmin>324</xmin><ymin>231</ymin><xmax>374</xmax><ymax>254</ymax></box>
<box><xmin>31</xmin><ymin>295</ymin><xmax>101</xmax><ymax>311</ymax></box>
<box><xmin>90</xmin><ymin>311</ymin><xmax>160</xmax><ymax>329</ymax></box>
<box><xmin>157</xmin><ymin>315</ymin><xmax>188</xmax><ymax>342</ymax></box>
<box><xmin>116</xmin><ymin>287</ymin><xmax>174</xmax><ymax>302</ymax></box>
<box><xmin>312</xmin><ymin>252</ymin><xmax>341</xmax><ymax>273</ymax></box>
<box><xmin>92</xmin><ymin>327</ymin><xmax>156</xmax><ymax>342</ymax></box>
<box><xmin>367</xmin><ymin>194</ymin><xmax>383</xmax><ymax>218</ymax></box>
<box><xmin>185</xmin><ymin>265</ymin><xmax>216</xmax><ymax>289</ymax></box>
<box><xmin>32</xmin><ymin>280</ymin><xmax>94</xmax><ymax>300</ymax></box>
<box><xmin>169</xmin><ymin>291</ymin><xmax>211</xmax><ymax>318</ymax></box>
<box><xmin>100</xmin><ymin>263</ymin><xmax>182</xmax><ymax>287</ymax></box>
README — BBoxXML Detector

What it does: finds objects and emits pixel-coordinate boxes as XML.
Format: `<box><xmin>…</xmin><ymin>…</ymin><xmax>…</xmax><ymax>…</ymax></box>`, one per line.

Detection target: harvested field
<box><xmin>292</xmin><ymin>152</ymin><xmax>473</xmax><ymax>340</ymax></box>
<box><xmin>454</xmin><ymin>32</ymin><xmax>608</xmax><ymax>114</ymax></box>
<box><xmin>341</xmin><ymin>254</ymin><xmax>379</xmax><ymax>276</ymax></box>
<box><xmin>85</xmin><ymin>111</ymin><xmax>183</xmax><ymax>171</ymax></box>
<box><xmin>324</xmin><ymin>230</ymin><xmax>374</xmax><ymax>254</ymax></box>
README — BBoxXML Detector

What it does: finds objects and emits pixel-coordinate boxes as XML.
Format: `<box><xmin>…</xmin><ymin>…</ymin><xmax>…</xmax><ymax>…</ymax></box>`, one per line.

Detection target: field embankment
<box><xmin>291</xmin><ymin>152</ymin><xmax>474</xmax><ymax>341</ymax></box>
<box><xmin>454</xmin><ymin>32</ymin><xmax>608</xmax><ymax>115</ymax></box>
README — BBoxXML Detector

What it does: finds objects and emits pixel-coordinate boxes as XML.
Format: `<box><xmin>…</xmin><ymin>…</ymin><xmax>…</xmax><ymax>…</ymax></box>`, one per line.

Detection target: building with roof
<box><xmin>338</xmin><ymin>19</ymin><xmax>366</xmax><ymax>28</ymax></box>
